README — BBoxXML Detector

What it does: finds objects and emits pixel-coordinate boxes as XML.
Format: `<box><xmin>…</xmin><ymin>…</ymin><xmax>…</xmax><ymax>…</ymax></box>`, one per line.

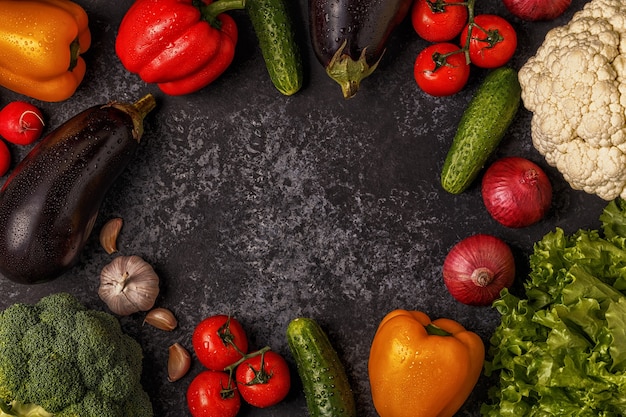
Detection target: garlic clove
<box><xmin>168</xmin><ymin>343</ymin><xmax>191</xmax><ymax>382</ymax></box>
<box><xmin>144</xmin><ymin>307</ymin><xmax>178</xmax><ymax>331</ymax></box>
<box><xmin>98</xmin><ymin>255</ymin><xmax>160</xmax><ymax>316</ymax></box>
<box><xmin>100</xmin><ymin>217</ymin><xmax>123</xmax><ymax>254</ymax></box>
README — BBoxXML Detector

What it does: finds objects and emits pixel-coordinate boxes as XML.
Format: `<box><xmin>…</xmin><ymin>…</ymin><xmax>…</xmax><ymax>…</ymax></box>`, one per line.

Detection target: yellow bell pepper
<box><xmin>368</xmin><ymin>309</ymin><xmax>485</xmax><ymax>417</ymax></box>
<box><xmin>0</xmin><ymin>0</ymin><xmax>91</xmax><ymax>102</ymax></box>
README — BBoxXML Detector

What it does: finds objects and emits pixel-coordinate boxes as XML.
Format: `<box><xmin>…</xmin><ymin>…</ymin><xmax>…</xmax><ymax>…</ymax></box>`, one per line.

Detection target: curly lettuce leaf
<box><xmin>482</xmin><ymin>199</ymin><xmax>626</xmax><ymax>417</ymax></box>
<box><xmin>600</xmin><ymin>198</ymin><xmax>626</xmax><ymax>241</ymax></box>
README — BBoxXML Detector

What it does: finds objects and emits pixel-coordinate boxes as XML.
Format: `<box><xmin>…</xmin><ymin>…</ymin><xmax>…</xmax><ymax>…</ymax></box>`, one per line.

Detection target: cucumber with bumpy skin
<box><xmin>441</xmin><ymin>67</ymin><xmax>521</xmax><ymax>194</ymax></box>
<box><xmin>246</xmin><ymin>0</ymin><xmax>303</xmax><ymax>96</ymax></box>
<box><xmin>286</xmin><ymin>317</ymin><xmax>356</xmax><ymax>417</ymax></box>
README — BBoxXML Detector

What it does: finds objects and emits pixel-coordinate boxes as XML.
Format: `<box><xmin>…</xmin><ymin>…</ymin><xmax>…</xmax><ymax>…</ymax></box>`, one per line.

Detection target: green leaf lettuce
<box><xmin>482</xmin><ymin>199</ymin><xmax>626</xmax><ymax>416</ymax></box>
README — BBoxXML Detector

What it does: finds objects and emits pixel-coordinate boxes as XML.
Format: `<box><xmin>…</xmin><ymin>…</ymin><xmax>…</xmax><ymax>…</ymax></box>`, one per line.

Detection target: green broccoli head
<box><xmin>0</xmin><ymin>293</ymin><xmax>153</xmax><ymax>417</ymax></box>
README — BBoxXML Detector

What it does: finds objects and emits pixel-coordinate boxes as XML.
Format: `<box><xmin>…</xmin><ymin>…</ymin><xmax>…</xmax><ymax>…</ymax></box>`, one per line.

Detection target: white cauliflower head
<box><xmin>519</xmin><ymin>0</ymin><xmax>626</xmax><ymax>200</ymax></box>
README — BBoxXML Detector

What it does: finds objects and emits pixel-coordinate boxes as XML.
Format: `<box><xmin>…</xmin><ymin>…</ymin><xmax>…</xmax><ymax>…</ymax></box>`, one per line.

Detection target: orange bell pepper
<box><xmin>0</xmin><ymin>0</ymin><xmax>91</xmax><ymax>102</ymax></box>
<box><xmin>368</xmin><ymin>309</ymin><xmax>485</xmax><ymax>417</ymax></box>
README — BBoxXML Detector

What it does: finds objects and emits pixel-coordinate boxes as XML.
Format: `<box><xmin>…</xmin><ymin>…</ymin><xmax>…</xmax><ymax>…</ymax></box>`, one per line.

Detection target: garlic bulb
<box><xmin>98</xmin><ymin>255</ymin><xmax>160</xmax><ymax>315</ymax></box>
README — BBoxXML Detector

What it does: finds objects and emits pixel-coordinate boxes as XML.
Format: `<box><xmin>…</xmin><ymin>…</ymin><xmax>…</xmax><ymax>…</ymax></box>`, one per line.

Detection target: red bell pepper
<box><xmin>115</xmin><ymin>0</ymin><xmax>243</xmax><ymax>95</ymax></box>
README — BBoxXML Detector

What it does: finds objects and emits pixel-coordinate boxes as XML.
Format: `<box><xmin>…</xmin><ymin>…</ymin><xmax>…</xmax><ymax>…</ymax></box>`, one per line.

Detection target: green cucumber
<box><xmin>440</xmin><ymin>67</ymin><xmax>521</xmax><ymax>194</ymax></box>
<box><xmin>286</xmin><ymin>317</ymin><xmax>356</xmax><ymax>417</ymax></box>
<box><xmin>245</xmin><ymin>0</ymin><xmax>303</xmax><ymax>96</ymax></box>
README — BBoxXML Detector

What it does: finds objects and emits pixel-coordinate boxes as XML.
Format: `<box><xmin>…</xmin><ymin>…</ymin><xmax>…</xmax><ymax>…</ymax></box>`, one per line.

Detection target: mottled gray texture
<box><xmin>0</xmin><ymin>0</ymin><xmax>605</xmax><ymax>416</ymax></box>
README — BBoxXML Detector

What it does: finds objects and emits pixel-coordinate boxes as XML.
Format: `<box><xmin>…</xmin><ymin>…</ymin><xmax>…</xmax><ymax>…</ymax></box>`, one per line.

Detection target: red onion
<box><xmin>443</xmin><ymin>234</ymin><xmax>515</xmax><ymax>306</ymax></box>
<box><xmin>502</xmin><ymin>0</ymin><xmax>571</xmax><ymax>21</ymax></box>
<box><xmin>481</xmin><ymin>156</ymin><xmax>552</xmax><ymax>228</ymax></box>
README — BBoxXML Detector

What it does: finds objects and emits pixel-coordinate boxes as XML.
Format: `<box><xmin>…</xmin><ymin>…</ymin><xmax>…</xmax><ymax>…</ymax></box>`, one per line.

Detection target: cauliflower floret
<box><xmin>519</xmin><ymin>0</ymin><xmax>626</xmax><ymax>200</ymax></box>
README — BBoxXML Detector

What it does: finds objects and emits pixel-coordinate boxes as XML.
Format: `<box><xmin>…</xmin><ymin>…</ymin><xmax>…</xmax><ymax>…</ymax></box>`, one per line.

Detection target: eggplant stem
<box><xmin>109</xmin><ymin>93</ymin><xmax>157</xmax><ymax>142</ymax></box>
<box><xmin>326</xmin><ymin>39</ymin><xmax>381</xmax><ymax>99</ymax></box>
<box><xmin>133</xmin><ymin>94</ymin><xmax>157</xmax><ymax>119</ymax></box>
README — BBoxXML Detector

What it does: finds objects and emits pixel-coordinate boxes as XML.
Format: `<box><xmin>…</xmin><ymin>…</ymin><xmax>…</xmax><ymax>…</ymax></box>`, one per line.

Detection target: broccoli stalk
<box><xmin>0</xmin><ymin>293</ymin><xmax>153</xmax><ymax>417</ymax></box>
<box><xmin>0</xmin><ymin>400</ymin><xmax>52</xmax><ymax>417</ymax></box>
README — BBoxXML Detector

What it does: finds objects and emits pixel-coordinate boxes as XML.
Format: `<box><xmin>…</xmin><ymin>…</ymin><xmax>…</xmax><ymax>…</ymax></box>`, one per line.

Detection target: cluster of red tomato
<box><xmin>187</xmin><ymin>315</ymin><xmax>291</xmax><ymax>417</ymax></box>
<box><xmin>0</xmin><ymin>101</ymin><xmax>45</xmax><ymax>176</ymax></box>
<box><xmin>411</xmin><ymin>0</ymin><xmax>518</xmax><ymax>96</ymax></box>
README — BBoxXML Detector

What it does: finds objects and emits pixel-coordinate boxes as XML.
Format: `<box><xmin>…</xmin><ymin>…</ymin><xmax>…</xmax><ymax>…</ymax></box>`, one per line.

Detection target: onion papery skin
<box><xmin>443</xmin><ymin>234</ymin><xmax>515</xmax><ymax>306</ymax></box>
<box><xmin>482</xmin><ymin>156</ymin><xmax>552</xmax><ymax>228</ymax></box>
<box><xmin>502</xmin><ymin>0</ymin><xmax>572</xmax><ymax>21</ymax></box>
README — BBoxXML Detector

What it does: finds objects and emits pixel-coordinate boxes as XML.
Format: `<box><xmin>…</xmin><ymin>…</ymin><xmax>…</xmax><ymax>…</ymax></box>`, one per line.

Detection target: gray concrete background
<box><xmin>0</xmin><ymin>0</ymin><xmax>605</xmax><ymax>416</ymax></box>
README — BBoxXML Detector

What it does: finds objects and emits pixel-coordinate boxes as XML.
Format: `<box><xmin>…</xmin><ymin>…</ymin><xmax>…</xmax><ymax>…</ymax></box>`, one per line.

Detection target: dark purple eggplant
<box><xmin>310</xmin><ymin>0</ymin><xmax>412</xmax><ymax>99</ymax></box>
<box><xmin>0</xmin><ymin>94</ymin><xmax>156</xmax><ymax>284</ymax></box>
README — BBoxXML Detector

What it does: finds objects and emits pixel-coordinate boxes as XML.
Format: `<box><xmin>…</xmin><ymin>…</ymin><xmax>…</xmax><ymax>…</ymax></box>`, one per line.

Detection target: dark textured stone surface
<box><xmin>0</xmin><ymin>0</ymin><xmax>605</xmax><ymax>416</ymax></box>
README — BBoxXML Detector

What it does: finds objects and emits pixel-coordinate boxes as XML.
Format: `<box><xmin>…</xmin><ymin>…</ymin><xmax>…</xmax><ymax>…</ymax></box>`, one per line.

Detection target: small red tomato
<box><xmin>0</xmin><ymin>101</ymin><xmax>45</xmax><ymax>145</ymax></box>
<box><xmin>187</xmin><ymin>370</ymin><xmax>241</xmax><ymax>417</ymax></box>
<box><xmin>192</xmin><ymin>315</ymin><xmax>249</xmax><ymax>371</ymax></box>
<box><xmin>414</xmin><ymin>43</ymin><xmax>470</xmax><ymax>96</ymax></box>
<box><xmin>236</xmin><ymin>350</ymin><xmax>291</xmax><ymax>408</ymax></box>
<box><xmin>0</xmin><ymin>140</ymin><xmax>10</xmax><ymax>176</ymax></box>
<box><xmin>412</xmin><ymin>0</ymin><xmax>468</xmax><ymax>42</ymax></box>
<box><xmin>461</xmin><ymin>15</ymin><xmax>517</xmax><ymax>68</ymax></box>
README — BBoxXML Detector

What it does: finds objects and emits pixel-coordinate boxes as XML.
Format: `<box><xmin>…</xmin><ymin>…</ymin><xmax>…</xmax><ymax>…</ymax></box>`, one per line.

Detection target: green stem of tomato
<box><xmin>462</xmin><ymin>0</ymin><xmax>476</xmax><ymax>65</ymax></box>
<box><xmin>241</xmin><ymin>349</ymin><xmax>273</xmax><ymax>385</ymax></box>
<box><xmin>224</xmin><ymin>345</ymin><xmax>272</xmax><ymax>374</ymax></box>
<box><xmin>428</xmin><ymin>0</ymin><xmax>473</xmax><ymax>13</ymax></box>
<box><xmin>217</xmin><ymin>316</ymin><xmax>249</xmax><ymax>358</ymax></box>
<box><xmin>432</xmin><ymin>49</ymin><xmax>466</xmax><ymax>71</ymax></box>
<box><xmin>435</xmin><ymin>0</ymin><xmax>476</xmax><ymax>66</ymax></box>
<box><xmin>222</xmin><ymin>345</ymin><xmax>272</xmax><ymax>391</ymax></box>
<box><xmin>472</xmin><ymin>26</ymin><xmax>504</xmax><ymax>47</ymax></box>
<box><xmin>467</xmin><ymin>0</ymin><xmax>476</xmax><ymax>20</ymax></box>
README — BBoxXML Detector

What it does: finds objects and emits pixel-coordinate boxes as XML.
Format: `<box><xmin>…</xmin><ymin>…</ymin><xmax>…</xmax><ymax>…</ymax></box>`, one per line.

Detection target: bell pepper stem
<box><xmin>199</xmin><ymin>0</ymin><xmax>246</xmax><ymax>27</ymax></box>
<box><xmin>425</xmin><ymin>323</ymin><xmax>453</xmax><ymax>337</ymax></box>
<box><xmin>68</xmin><ymin>38</ymin><xmax>81</xmax><ymax>72</ymax></box>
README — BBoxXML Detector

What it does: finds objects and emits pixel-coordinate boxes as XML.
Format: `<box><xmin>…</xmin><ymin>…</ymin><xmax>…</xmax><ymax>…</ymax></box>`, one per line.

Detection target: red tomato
<box><xmin>461</xmin><ymin>15</ymin><xmax>517</xmax><ymax>68</ymax></box>
<box><xmin>0</xmin><ymin>140</ymin><xmax>10</xmax><ymax>176</ymax></box>
<box><xmin>411</xmin><ymin>0</ymin><xmax>468</xmax><ymax>42</ymax></box>
<box><xmin>0</xmin><ymin>101</ymin><xmax>45</xmax><ymax>145</ymax></box>
<box><xmin>236</xmin><ymin>350</ymin><xmax>291</xmax><ymax>408</ymax></box>
<box><xmin>192</xmin><ymin>315</ymin><xmax>249</xmax><ymax>371</ymax></box>
<box><xmin>414</xmin><ymin>43</ymin><xmax>470</xmax><ymax>96</ymax></box>
<box><xmin>187</xmin><ymin>370</ymin><xmax>241</xmax><ymax>417</ymax></box>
